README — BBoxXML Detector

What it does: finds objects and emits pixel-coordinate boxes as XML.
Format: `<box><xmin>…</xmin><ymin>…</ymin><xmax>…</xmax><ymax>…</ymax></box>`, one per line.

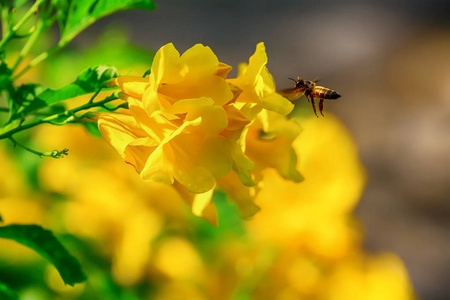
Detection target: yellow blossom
<box><xmin>99</xmin><ymin>43</ymin><xmax>240</xmax><ymax>195</ymax></box>
<box><xmin>322</xmin><ymin>254</ymin><xmax>416</xmax><ymax>300</ymax></box>
<box><xmin>98</xmin><ymin>42</ymin><xmax>303</xmax><ymax>223</ymax></box>
<box><xmin>227</xmin><ymin>42</ymin><xmax>294</xmax><ymax>118</ymax></box>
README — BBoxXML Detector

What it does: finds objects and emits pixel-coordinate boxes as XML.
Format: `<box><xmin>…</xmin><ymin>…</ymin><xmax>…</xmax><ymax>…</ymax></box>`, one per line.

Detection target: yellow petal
<box><xmin>178</xmin><ymin>44</ymin><xmax>219</xmax><ymax>79</ymax></box>
<box><xmin>114</xmin><ymin>76</ymin><xmax>149</xmax><ymax>99</ymax></box>
<box><xmin>216</xmin><ymin>62</ymin><xmax>233</xmax><ymax>78</ymax></box>
<box><xmin>229</xmin><ymin>42</ymin><xmax>267</xmax><ymax>87</ymax></box>
<box><xmin>246</xmin><ymin>124</ymin><xmax>303</xmax><ymax>183</ymax></box>
<box><xmin>128</xmin><ymin>97</ymin><xmax>179</xmax><ymax>143</ymax></box>
<box><xmin>157</xmin><ymin>76</ymin><xmax>233</xmax><ymax>107</ymax></box>
<box><xmin>150</xmin><ymin>43</ymin><xmax>182</xmax><ymax>86</ymax></box>
<box><xmin>98</xmin><ymin>113</ymin><xmax>146</xmax><ymax>158</ymax></box>
<box><xmin>123</xmin><ymin>137</ymin><xmax>158</xmax><ymax>173</ymax></box>
<box><xmin>167</xmin><ymin>133</ymin><xmax>233</xmax><ymax>193</ymax></box>
<box><xmin>261</xmin><ymin>89</ymin><xmax>295</xmax><ymax>115</ymax></box>
<box><xmin>173</xmin><ymin>182</ymin><xmax>218</xmax><ymax>226</ymax></box>
<box><xmin>140</xmin><ymin>144</ymin><xmax>174</xmax><ymax>185</ymax></box>
<box><xmin>216</xmin><ymin>172</ymin><xmax>260</xmax><ymax>218</ymax></box>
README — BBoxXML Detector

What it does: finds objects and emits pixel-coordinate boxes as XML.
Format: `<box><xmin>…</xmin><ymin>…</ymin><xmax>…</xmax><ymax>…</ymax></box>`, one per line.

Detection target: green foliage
<box><xmin>82</xmin><ymin>121</ymin><xmax>102</xmax><ymax>137</ymax></box>
<box><xmin>54</xmin><ymin>0</ymin><xmax>156</xmax><ymax>44</ymax></box>
<box><xmin>0</xmin><ymin>61</ymin><xmax>13</xmax><ymax>95</ymax></box>
<box><xmin>13</xmin><ymin>65</ymin><xmax>119</xmax><ymax>121</ymax></box>
<box><xmin>0</xmin><ymin>225</ymin><xmax>86</xmax><ymax>286</ymax></box>
<box><xmin>0</xmin><ymin>1</ymin><xmax>158</xmax><ymax>298</ymax></box>
<box><xmin>0</xmin><ymin>282</ymin><xmax>18</xmax><ymax>300</ymax></box>
<box><xmin>194</xmin><ymin>191</ymin><xmax>246</xmax><ymax>243</ymax></box>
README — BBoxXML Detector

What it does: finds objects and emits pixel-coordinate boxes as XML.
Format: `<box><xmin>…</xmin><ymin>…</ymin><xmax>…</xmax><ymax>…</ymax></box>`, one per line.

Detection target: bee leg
<box><xmin>319</xmin><ymin>99</ymin><xmax>325</xmax><ymax>116</ymax></box>
<box><xmin>310</xmin><ymin>96</ymin><xmax>318</xmax><ymax>118</ymax></box>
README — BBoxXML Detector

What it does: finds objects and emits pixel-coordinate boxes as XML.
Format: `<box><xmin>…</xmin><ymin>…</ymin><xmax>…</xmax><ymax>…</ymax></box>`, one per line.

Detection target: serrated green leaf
<box><xmin>0</xmin><ymin>224</ymin><xmax>87</xmax><ymax>286</ymax></box>
<box><xmin>0</xmin><ymin>282</ymin><xmax>18</xmax><ymax>300</ymax></box>
<box><xmin>11</xmin><ymin>65</ymin><xmax>119</xmax><ymax>121</ymax></box>
<box><xmin>56</xmin><ymin>0</ymin><xmax>156</xmax><ymax>43</ymax></box>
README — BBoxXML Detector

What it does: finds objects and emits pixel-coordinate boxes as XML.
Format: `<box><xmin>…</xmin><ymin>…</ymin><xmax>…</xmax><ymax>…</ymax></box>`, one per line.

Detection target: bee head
<box><xmin>289</xmin><ymin>77</ymin><xmax>305</xmax><ymax>89</ymax></box>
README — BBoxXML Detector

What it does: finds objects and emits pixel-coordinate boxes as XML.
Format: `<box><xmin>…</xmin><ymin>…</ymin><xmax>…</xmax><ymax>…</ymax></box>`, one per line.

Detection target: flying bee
<box><xmin>278</xmin><ymin>77</ymin><xmax>341</xmax><ymax>117</ymax></box>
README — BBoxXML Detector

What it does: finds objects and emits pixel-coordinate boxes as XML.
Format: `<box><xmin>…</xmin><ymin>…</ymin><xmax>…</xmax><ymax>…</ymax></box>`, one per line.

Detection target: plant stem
<box><xmin>1</xmin><ymin>5</ymin><xmax>9</xmax><ymax>38</ymax></box>
<box><xmin>11</xmin><ymin>0</ymin><xmax>45</xmax><ymax>32</ymax></box>
<box><xmin>11</xmin><ymin>18</ymin><xmax>45</xmax><ymax>71</ymax></box>
<box><xmin>0</xmin><ymin>0</ymin><xmax>45</xmax><ymax>50</ymax></box>
<box><xmin>12</xmin><ymin>39</ymin><xmax>63</xmax><ymax>80</ymax></box>
<box><xmin>0</xmin><ymin>93</ymin><xmax>120</xmax><ymax>140</ymax></box>
<box><xmin>9</xmin><ymin>135</ymin><xmax>69</xmax><ymax>158</ymax></box>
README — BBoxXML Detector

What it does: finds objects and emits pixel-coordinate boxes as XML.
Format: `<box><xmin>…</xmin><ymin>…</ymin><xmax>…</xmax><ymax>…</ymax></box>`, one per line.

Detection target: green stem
<box><xmin>0</xmin><ymin>93</ymin><xmax>120</xmax><ymax>140</ymax></box>
<box><xmin>12</xmin><ymin>3</ymin><xmax>57</xmax><ymax>75</ymax></box>
<box><xmin>0</xmin><ymin>107</ymin><xmax>9</xmax><ymax>113</ymax></box>
<box><xmin>11</xmin><ymin>0</ymin><xmax>45</xmax><ymax>32</ymax></box>
<box><xmin>1</xmin><ymin>5</ymin><xmax>9</xmax><ymax>38</ymax></box>
<box><xmin>0</xmin><ymin>0</ymin><xmax>45</xmax><ymax>50</ymax></box>
<box><xmin>12</xmin><ymin>39</ymin><xmax>63</xmax><ymax>80</ymax></box>
<box><xmin>9</xmin><ymin>136</ymin><xmax>69</xmax><ymax>158</ymax></box>
<box><xmin>11</xmin><ymin>18</ymin><xmax>45</xmax><ymax>71</ymax></box>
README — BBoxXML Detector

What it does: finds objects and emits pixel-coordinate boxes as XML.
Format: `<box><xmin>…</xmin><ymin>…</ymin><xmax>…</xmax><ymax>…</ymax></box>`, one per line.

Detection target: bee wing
<box><xmin>313</xmin><ymin>77</ymin><xmax>322</xmax><ymax>84</ymax></box>
<box><xmin>277</xmin><ymin>88</ymin><xmax>304</xmax><ymax>101</ymax></box>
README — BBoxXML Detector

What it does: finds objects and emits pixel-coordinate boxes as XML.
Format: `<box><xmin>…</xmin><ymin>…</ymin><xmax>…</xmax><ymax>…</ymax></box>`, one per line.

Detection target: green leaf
<box><xmin>13</xmin><ymin>65</ymin><xmax>119</xmax><ymax>121</ymax></box>
<box><xmin>0</xmin><ymin>282</ymin><xmax>18</xmax><ymax>300</ymax></box>
<box><xmin>0</xmin><ymin>61</ymin><xmax>13</xmax><ymax>94</ymax></box>
<box><xmin>55</xmin><ymin>0</ymin><xmax>156</xmax><ymax>43</ymax></box>
<box><xmin>142</xmin><ymin>68</ymin><xmax>151</xmax><ymax>78</ymax></box>
<box><xmin>82</xmin><ymin>121</ymin><xmax>102</xmax><ymax>137</ymax></box>
<box><xmin>7</xmin><ymin>83</ymin><xmax>44</xmax><ymax>123</ymax></box>
<box><xmin>0</xmin><ymin>224</ymin><xmax>87</xmax><ymax>286</ymax></box>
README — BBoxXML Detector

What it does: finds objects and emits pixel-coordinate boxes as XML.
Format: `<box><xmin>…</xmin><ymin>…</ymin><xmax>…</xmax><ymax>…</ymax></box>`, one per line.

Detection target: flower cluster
<box><xmin>0</xmin><ymin>113</ymin><xmax>415</xmax><ymax>299</ymax></box>
<box><xmin>98</xmin><ymin>42</ymin><xmax>300</xmax><ymax>223</ymax></box>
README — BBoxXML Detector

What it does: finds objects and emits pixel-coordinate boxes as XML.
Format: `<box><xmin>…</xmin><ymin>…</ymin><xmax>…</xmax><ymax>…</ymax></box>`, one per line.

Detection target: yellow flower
<box><xmin>99</xmin><ymin>43</ymin><xmax>240</xmax><ymax>194</ymax></box>
<box><xmin>216</xmin><ymin>110</ymin><xmax>303</xmax><ymax>218</ymax></box>
<box><xmin>215</xmin><ymin>44</ymin><xmax>302</xmax><ymax>215</ymax></box>
<box><xmin>99</xmin><ymin>42</ymin><xmax>301</xmax><ymax>195</ymax></box>
<box><xmin>98</xmin><ymin>42</ymin><xmax>306</xmax><ymax>224</ymax></box>
<box><xmin>227</xmin><ymin>42</ymin><xmax>294</xmax><ymax>118</ymax></box>
<box><xmin>323</xmin><ymin>254</ymin><xmax>416</xmax><ymax>300</ymax></box>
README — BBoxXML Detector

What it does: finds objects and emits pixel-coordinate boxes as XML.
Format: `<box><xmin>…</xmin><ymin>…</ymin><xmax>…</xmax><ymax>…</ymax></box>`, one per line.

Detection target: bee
<box><xmin>278</xmin><ymin>77</ymin><xmax>341</xmax><ymax>117</ymax></box>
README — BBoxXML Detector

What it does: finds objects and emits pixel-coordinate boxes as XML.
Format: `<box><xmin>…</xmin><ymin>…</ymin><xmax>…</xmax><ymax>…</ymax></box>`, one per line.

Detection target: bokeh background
<box><xmin>1</xmin><ymin>0</ymin><xmax>449</xmax><ymax>299</ymax></box>
<box><xmin>90</xmin><ymin>0</ymin><xmax>449</xmax><ymax>299</ymax></box>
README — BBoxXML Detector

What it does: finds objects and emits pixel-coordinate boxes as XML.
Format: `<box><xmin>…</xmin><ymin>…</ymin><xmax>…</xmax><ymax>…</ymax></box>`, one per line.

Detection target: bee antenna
<box><xmin>288</xmin><ymin>77</ymin><xmax>297</xmax><ymax>82</ymax></box>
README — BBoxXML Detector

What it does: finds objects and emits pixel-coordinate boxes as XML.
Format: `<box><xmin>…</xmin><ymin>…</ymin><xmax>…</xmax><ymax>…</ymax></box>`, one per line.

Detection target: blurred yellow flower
<box><xmin>248</xmin><ymin>114</ymin><xmax>366</xmax><ymax>259</ymax></box>
<box><xmin>322</xmin><ymin>253</ymin><xmax>415</xmax><ymax>300</ymax></box>
<box><xmin>35</xmin><ymin>125</ymin><xmax>190</xmax><ymax>286</ymax></box>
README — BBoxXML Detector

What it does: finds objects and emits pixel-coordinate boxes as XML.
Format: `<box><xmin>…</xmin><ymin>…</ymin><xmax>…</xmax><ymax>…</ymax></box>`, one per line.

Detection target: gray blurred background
<box><xmin>84</xmin><ymin>1</ymin><xmax>450</xmax><ymax>299</ymax></box>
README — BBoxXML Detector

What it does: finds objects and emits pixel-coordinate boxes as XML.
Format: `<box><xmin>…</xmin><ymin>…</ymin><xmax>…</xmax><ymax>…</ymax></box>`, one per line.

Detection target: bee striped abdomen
<box><xmin>312</xmin><ymin>86</ymin><xmax>341</xmax><ymax>100</ymax></box>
